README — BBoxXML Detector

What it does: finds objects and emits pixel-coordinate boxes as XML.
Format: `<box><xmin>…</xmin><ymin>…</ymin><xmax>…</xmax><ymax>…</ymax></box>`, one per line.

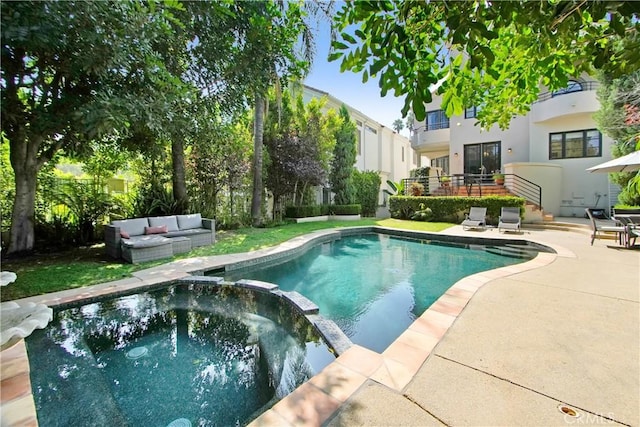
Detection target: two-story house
<box><xmin>411</xmin><ymin>76</ymin><xmax>615</xmax><ymax>218</ymax></box>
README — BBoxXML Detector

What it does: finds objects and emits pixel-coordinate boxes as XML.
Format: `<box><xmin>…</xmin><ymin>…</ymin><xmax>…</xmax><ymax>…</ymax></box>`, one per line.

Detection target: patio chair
<box><xmin>461</xmin><ymin>207</ymin><xmax>487</xmax><ymax>230</ymax></box>
<box><xmin>584</xmin><ymin>208</ymin><xmax>627</xmax><ymax>246</ymax></box>
<box><xmin>498</xmin><ymin>207</ymin><xmax>521</xmax><ymax>233</ymax></box>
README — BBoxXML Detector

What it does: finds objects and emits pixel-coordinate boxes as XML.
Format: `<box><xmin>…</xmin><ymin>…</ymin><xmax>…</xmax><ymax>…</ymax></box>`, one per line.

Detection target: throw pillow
<box><xmin>120</xmin><ymin>231</ymin><xmax>130</xmax><ymax>239</ymax></box>
<box><xmin>145</xmin><ymin>225</ymin><xmax>168</xmax><ymax>235</ymax></box>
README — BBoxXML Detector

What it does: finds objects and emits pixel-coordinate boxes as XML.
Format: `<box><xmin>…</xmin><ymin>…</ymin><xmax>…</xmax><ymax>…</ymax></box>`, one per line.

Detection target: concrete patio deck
<box><xmin>2</xmin><ymin>222</ymin><xmax>638</xmax><ymax>426</ymax></box>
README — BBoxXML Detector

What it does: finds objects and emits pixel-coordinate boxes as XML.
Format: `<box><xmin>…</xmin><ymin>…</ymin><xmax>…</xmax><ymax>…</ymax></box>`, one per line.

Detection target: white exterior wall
<box><xmin>529</xmin><ymin>113</ymin><xmax>614</xmax><ymax>216</ymax></box>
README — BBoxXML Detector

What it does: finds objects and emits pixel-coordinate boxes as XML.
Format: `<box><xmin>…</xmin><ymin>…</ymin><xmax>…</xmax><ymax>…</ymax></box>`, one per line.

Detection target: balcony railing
<box><xmin>535</xmin><ymin>81</ymin><xmax>599</xmax><ymax>103</ymax></box>
<box><xmin>401</xmin><ymin>173</ymin><xmax>542</xmax><ymax>209</ymax></box>
<box><xmin>424</xmin><ymin>119</ymin><xmax>450</xmax><ymax>131</ymax></box>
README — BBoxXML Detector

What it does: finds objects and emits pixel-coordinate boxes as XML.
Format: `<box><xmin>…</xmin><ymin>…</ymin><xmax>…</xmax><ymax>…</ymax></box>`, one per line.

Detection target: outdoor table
<box><xmin>613</xmin><ymin>214</ymin><xmax>640</xmax><ymax>248</ymax></box>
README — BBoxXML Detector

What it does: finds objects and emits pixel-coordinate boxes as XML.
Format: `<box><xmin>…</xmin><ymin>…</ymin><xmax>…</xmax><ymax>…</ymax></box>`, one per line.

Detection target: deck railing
<box><xmin>401</xmin><ymin>173</ymin><xmax>542</xmax><ymax>209</ymax></box>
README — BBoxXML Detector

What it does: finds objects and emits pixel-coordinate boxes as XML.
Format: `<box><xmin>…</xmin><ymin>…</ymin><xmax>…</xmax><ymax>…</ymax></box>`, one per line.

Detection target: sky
<box><xmin>303</xmin><ymin>20</ymin><xmax>411</xmax><ymax>137</ymax></box>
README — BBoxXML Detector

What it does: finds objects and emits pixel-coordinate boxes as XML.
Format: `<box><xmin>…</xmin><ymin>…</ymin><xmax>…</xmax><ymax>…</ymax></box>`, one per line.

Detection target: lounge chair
<box><xmin>585</xmin><ymin>208</ymin><xmax>627</xmax><ymax>246</ymax></box>
<box><xmin>498</xmin><ymin>207</ymin><xmax>521</xmax><ymax>233</ymax></box>
<box><xmin>461</xmin><ymin>207</ymin><xmax>487</xmax><ymax>230</ymax></box>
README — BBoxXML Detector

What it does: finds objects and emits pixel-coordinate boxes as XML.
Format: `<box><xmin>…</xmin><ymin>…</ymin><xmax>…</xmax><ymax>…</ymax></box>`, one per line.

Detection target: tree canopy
<box><xmin>330</xmin><ymin>1</ymin><xmax>640</xmax><ymax>129</ymax></box>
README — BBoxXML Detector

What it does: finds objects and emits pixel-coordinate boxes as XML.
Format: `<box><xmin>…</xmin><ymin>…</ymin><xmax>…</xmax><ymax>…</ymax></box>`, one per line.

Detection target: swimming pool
<box><xmin>26</xmin><ymin>283</ymin><xmax>335</xmax><ymax>427</ymax></box>
<box><xmin>225</xmin><ymin>233</ymin><xmax>546</xmax><ymax>352</ymax></box>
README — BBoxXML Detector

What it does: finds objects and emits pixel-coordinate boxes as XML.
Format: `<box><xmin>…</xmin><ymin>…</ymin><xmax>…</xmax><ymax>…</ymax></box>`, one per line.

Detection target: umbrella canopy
<box><xmin>586</xmin><ymin>151</ymin><xmax>640</xmax><ymax>173</ymax></box>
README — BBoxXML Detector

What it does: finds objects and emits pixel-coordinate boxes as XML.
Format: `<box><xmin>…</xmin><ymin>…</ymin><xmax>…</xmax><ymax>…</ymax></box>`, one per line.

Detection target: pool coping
<box><xmin>0</xmin><ymin>226</ymin><xmax>569</xmax><ymax>426</ymax></box>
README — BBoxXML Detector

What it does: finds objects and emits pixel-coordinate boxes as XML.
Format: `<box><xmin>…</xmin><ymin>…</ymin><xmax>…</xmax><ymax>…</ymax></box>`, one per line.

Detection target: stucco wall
<box><xmin>528</xmin><ymin>113</ymin><xmax>613</xmax><ymax>216</ymax></box>
<box><xmin>504</xmin><ymin>163</ymin><xmax>563</xmax><ymax>216</ymax></box>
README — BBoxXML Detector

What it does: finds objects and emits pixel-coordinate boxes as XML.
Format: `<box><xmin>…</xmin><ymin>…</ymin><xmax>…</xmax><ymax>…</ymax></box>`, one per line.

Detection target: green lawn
<box><xmin>0</xmin><ymin>219</ymin><xmax>453</xmax><ymax>301</ymax></box>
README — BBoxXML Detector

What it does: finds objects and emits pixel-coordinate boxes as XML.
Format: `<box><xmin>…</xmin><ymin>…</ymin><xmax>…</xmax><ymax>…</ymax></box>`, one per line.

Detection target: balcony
<box><xmin>411</xmin><ymin>119</ymin><xmax>450</xmax><ymax>153</ymax></box>
<box><xmin>531</xmin><ymin>82</ymin><xmax>600</xmax><ymax>123</ymax></box>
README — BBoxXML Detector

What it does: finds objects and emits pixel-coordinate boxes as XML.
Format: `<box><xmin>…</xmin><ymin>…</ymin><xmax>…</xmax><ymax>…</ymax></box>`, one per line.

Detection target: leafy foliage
<box><xmin>329</xmin><ymin>105</ymin><xmax>357</xmax><ymax>205</ymax></box>
<box><xmin>264</xmin><ymin>91</ymin><xmax>338</xmax><ymax>220</ymax></box>
<box><xmin>594</xmin><ymin>71</ymin><xmax>640</xmax><ymax>205</ymax></box>
<box><xmin>410</xmin><ymin>204</ymin><xmax>433</xmax><ymax>222</ymax></box>
<box><xmin>188</xmin><ymin>119</ymin><xmax>252</xmax><ymax>227</ymax></box>
<box><xmin>331</xmin><ymin>1</ymin><xmax>640</xmax><ymax>129</ymax></box>
<box><xmin>353</xmin><ymin>170</ymin><xmax>381</xmax><ymax>217</ymax></box>
<box><xmin>51</xmin><ymin>179</ymin><xmax>112</xmax><ymax>244</ymax></box>
<box><xmin>383</xmin><ymin>180</ymin><xmax>405</xmax><ymax>196</ymax></box>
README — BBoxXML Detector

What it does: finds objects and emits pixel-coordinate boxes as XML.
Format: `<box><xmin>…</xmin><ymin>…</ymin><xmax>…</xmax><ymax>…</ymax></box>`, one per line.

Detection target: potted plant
<box><xmin>493</xmin><ymin>172</ymin><xmax>505</xmax><ymax>185</ymax></box>
<box><xmin>440</xmin><ymin>176</ymin><xmax>451</xmax><ymax>187</ymax></box>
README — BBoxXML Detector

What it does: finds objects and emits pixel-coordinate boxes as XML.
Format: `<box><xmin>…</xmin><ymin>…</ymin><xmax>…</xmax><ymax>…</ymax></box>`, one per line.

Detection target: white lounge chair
<box><xmin>461</xmin><ymin>207</ymin><xmax>487</xmax><ymax>230</ymax></box>
<box><xmin>585</xmin><ymin>208</ymin><xmax>627</xmax><ymax>246</ymax></box>
<box><xmin>498</xmin><ymin>207</ymin><xmax>521</xmax><ymax>233</ymax></box>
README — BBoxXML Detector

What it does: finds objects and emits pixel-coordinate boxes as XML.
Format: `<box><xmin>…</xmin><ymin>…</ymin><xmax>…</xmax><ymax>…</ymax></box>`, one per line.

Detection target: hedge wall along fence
<box><xmin>389</xmin><ymin>196</ymin><xmax>526</xmax><ymax>224</ymax></box>
<box><xmin>284</xmin><ymin>204</ymin><xmax>361</xmax><ymax>218</ymax></box>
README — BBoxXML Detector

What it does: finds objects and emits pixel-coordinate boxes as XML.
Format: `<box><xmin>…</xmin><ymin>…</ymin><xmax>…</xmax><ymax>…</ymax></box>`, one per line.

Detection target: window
<box><xmin>464</xmin><ymin>105</ymin><xmax>482</xmax><ymax>119</ymax></box>
<box><xmin>401</xmin><ymin>146</ymin><xmax>405</xmax><ymax>162</ymax></box>
<box><xmin>356</xmin><ymin>131</ymin><xmax>362</xmax><ymax>155</ymax></box>
<box><xmin>549</xmin><ymin>129</ymin><xmax>601</xmax><ymax>159</ymax></box>
<box><xmin>552</xmin><ymin>80</ymin><xmax>583</xmax><ymax>98</ymax></box>
<box><xmin>430</xmin><ymin>155</ymin><xmax>450</xmax><ymax>174</ymax></box>
<box><xmin>365</xmin><ymin>125</ymin><xmax>377</xmax><ymax>134</ymax></box>
<box><xmin>425</xmin><ymin>110</ymin><xmax>449</xmax><ymax>131</ymax></box>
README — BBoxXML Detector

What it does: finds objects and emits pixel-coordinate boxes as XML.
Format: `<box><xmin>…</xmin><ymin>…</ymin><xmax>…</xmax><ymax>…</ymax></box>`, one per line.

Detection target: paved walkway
<box><xmin>320</xmin><ymin>225</ymin><xmax>640</xmax><ymax>427</ymax></box>
<box><xmin>2</xmin><ymin>223</ymin><xmax>639</xmax><ymax>426</ymax></box>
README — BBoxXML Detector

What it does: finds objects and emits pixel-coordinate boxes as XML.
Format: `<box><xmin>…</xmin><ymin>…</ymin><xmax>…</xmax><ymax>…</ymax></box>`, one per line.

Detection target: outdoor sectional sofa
<box><xmin>105</xmin><ymin>214</ymin><xmax>215</xmax><ymax>263</ymax></box>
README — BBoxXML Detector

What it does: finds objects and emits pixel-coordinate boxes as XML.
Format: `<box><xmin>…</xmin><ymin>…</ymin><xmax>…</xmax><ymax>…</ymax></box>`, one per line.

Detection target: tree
<box><xmin>330</xmin><ymin>1</ymin><xmax>640</xmax><ymax>129</ymax></box>
<box><xmin>330</xmin><ymin>105</ymin><xmax>357</xmax><ymax>205</ymax></box>
<box><xmin>247</xmin><ymin>1</ymin><xmax>333</xmax><ymax>226</ymax></box>
<box><xmin>1</xmin><ymin>0</ymin><xmax>181</xmax><ymax>253</ymax></box>
<box><xmin>405</xmin><ymin>111</ymin><xmax>415</xmax><ymax>135</ymax></box>
<box><xmin>264</xmin><ymin>91</ymin><xmax>338</xmax><ymax>220</ymax></box>
<box><xmin>392</xmin><ymin>119</ymin><xmax>404</xmax><ymax>133</ymax></box>
<box><xmin>594</xmin><ymin>71</ymin><xmax>640</xmax><ymax>205</ymax></box>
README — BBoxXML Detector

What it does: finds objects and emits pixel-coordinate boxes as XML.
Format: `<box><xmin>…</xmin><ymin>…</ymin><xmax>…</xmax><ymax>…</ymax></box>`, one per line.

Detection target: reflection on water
<box><xmin>26</xmin><ymin>284</ymin><xmax>334</xmax><ymax>427</ymax></box>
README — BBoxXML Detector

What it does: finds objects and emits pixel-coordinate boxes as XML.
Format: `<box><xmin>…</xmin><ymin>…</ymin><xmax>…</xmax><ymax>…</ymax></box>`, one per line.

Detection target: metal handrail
<box><xmin>401</xmin><ymin>173</ymin><xmax>542</xmax><ymax>209</ymax></box>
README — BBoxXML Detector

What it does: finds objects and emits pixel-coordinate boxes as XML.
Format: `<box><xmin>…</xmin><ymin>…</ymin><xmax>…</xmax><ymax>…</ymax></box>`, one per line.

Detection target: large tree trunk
<box><xmin>171</xmin><ymin>135</ymin><xmax>189</xmax><ymax>214</ymax></box>
<box><xmin>8</xmin><ymin>137</ymin><xmax>40</xmax><ymax>254</ymax></box>
<box><xmin>251</xmin><ymin>95</ymin><xmax>265</xmax><ymax>227</ymax></box>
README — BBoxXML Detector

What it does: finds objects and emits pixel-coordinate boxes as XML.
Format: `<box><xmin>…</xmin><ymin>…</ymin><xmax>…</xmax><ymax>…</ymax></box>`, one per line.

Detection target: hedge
<box><xmin>388</xmin><ymin>196</ymin><xmax>526</xmax><ymax>224</ymax></box>
<box><xmin>285</xmin><ymin>205</ymin><xmax>327</xmax><ymax>218</ymax></box>
<box><xmin>353</xmin><ymin>170</ymin><xmax>381</xmax><ymax>217</ymax></box>
<box><xmin>330</xmin><ymin>204</ymin><xmax>361</xmax><ymax>215</ymax></box>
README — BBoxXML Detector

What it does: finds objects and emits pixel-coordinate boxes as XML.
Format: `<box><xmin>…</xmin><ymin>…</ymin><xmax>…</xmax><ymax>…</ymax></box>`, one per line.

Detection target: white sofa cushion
<box><xmin>148</xmin><ymin>215</ymin><xmax>179</xmax><ymax>232</ymax></box>
<box><xmin>112</xmin><ymin>218</ymin><xmax>149</xmax><ymax>237</ymax></box>
<box><xmin>177</xmin><ymin>213</ymin><xmax>202</xmax><ymax>230</ymax></box>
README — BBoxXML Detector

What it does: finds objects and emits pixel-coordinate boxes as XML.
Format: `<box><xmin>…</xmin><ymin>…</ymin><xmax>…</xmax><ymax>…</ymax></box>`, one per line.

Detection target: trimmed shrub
<box><xmin>285</xmin><ymin>205</ymin><xmax>324</xmax><ymax>218</ymax></box>
<box><xmin>330</xmin><ymin>204</ymin><xmax>361</xmax><ymax>215</ymax></box>
<box><xmin>353</xmin><ymin>170</ymin><xmax>381</xmax><ymax>217</ymax></box>
<box><xmin>410</xmin><ymin>204</ymin><xmax>433</xmax><ymax>221</ymax></box>
<box><xmin>389</xmin><ymin>196</ymin><xmax>525</xmax><ymax>224</ymax></box>
<box><xmin>409</xmin><ymin>182</ymin><xmax>424</xmax><ymax>196</ymax></box>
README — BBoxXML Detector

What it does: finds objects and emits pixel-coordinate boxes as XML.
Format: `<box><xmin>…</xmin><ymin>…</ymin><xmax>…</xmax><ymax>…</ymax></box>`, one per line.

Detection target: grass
<box><xmin>0</xmin><ymin>219</ymin><xmax>453</xmax><ymax>301</ymax></box>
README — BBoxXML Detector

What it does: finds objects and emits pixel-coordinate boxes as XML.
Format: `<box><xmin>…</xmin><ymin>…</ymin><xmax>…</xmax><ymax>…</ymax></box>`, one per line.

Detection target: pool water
<box><xmin>226</xmin><ymin>233</ymin><xmax>541</xmax><ymax>352</ymax></box>
<box><xmin>26</xmin><ymin>284</ymin><xmax>334</xmax><ymax>427</ymax></box>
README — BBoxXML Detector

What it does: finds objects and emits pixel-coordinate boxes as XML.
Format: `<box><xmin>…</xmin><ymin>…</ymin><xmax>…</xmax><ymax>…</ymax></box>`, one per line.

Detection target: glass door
<box><xmin>464</xmin><ymin>142</ymin><xmax>501</xmax><ymax>179</ymax></box>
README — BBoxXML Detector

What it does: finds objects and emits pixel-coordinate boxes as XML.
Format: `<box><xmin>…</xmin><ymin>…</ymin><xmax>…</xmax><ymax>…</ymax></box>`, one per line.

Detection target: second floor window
<box><xmin>464</xmin><ymin>105</ymin><xmax>482</xmax><ymax>119</ymax></box>
<box><xmin>426</xmin><ymin>109</ymin><xmax>449</xmax><ymax>131</ymax></box>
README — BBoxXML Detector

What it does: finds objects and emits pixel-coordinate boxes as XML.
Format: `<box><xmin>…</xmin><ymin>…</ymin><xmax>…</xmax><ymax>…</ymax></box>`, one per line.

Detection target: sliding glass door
<box><xmin>463</xmin><ymin>142</ymin><xmax>501</xmax><ymax>176</ymax></box>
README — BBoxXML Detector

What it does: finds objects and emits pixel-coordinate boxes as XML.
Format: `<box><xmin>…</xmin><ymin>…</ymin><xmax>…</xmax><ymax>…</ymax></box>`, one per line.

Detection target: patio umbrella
<box><xmin>586</xmin><ymin>150</ymin><xmax>640</xmax><ymax>173</ymax></box>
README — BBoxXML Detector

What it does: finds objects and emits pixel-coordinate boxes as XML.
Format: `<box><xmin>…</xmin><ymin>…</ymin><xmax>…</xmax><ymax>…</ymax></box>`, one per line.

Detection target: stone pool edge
<box><xmin>0</xmin><ymin>226</ymin><xmax>568</xmax><ymax>427</ymax></box>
